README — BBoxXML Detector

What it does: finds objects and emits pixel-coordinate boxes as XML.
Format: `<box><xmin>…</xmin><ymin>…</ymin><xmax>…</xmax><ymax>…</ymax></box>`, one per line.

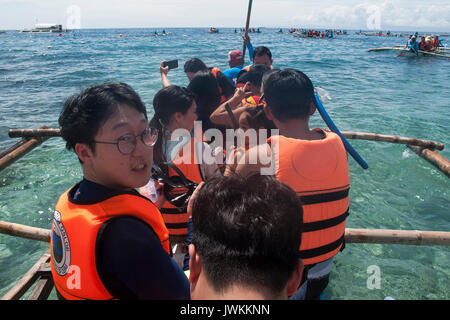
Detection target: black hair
<box><xmin>184</xmin><ymin>58</ymin><xmax>208</xmax><ymax>73</ymax></box>
<box><xmin>262</xmin><ymin>69</ymin><xmax>315</xmax><ymax>121</ymax></box>
<box><xmin>191</xmin><ymin>174</ymin><xmax>303</xmax><ymax>297</ymax></box>
<box><xmin>149</xmin><ymin>85</ymin><xmax>196</xmax><ymax>168</ymax></box>
<box><xmin>211</xmin><ymin>68</ymin><xmax>235</xmax><ymax>99</ymax></box>
<box><xmin>187</xmin><ymin>70</ymin><xmax>221</xmax><ymax>117</ymax></box>
<box><xmin>253</xmin><ymin>46</ymin><xmax>272</xmax><ymax>60</ymax></box>
<box><xmin>58</xmin><ymin>82</ymin><xmax>147</xmax><ymax>153</ymax></box>
<box><xmin>246</xmin><ymin>64</ymin><xmax>271</xmax><ymax>87</ymax></box>
<box><xmin>236</xmin><ymin>69</ymin><xmax>249</xmax><ymax>85</ymax></box>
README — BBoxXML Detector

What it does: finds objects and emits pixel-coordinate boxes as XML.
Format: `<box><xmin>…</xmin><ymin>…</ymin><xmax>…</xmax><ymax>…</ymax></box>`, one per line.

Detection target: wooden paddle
<box><xmin>242</xmin><ymin>0</ymin><xmax>253</xmax><ymax>59</ymax></box>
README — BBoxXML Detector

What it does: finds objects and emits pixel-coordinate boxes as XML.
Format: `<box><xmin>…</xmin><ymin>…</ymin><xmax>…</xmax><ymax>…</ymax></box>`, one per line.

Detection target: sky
<box><xmin>1</xmin><ymin>0</ymin><xmax>449</xmax><ymax>32</ymax></box>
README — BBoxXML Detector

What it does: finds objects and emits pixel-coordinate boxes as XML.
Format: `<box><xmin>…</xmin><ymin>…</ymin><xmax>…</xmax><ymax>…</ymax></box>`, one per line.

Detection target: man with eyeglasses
<box><xmin>51</xmin><ymin>82</ymin><xmax>190</xmax><ymax>300</ymax></box>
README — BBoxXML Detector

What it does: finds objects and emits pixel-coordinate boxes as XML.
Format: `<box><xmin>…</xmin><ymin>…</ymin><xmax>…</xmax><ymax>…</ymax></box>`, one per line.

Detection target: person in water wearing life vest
<box><xmin>52</xmin><ymin>82</ymin><xmax>190</xmax><ymax>300</ymax></box>
<box><xmin>140</xmin><ymin>85</ymin><xmax>221</xmax><ymax>265</ymax></box>
<box><xmin>209</xmin><ymin>64</ymin><xmax>271</xmax><ymax>128</ymax></box>
<box><xmin>187</xmin><ymin>174</ymin><xmax>304</xmax><ymax>300</ymax></box>
<box><xmin>228</xmin><ymin>69</ymin><xmax>350</xmax><ymax>300</ymax></box>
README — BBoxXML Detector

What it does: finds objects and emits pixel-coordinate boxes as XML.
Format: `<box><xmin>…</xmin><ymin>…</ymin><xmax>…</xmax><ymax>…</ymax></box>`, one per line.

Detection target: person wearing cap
<box><xmin>222</xmin><ymin>34</ymin><xmax>254</xmax><ymax>85</ymax></box>
<box><xmin>407</xmin><ymin>35</ymin><xmax>419</xmax><ymax>54</ymax></box>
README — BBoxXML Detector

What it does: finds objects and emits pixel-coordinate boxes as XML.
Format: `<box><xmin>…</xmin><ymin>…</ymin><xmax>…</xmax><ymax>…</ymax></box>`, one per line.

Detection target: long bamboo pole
<box><xmin>0</xmin><ymin>139</ymin><xmax>27</xmax><ymax>159</ymax></box>
<box><xmin>9</xmin><ymin>128</ymin><xmax>445</xmax><ymax>151</ymax></box>
<box><xmin>2</xmin><ymin>220</ymin><xmax>450</xmax><ymax>246</ymax></box>
<box><xmin>242</xmin><ymin>0</ymin><xmax>253</xmax><ymax>58</ymax></box>
<box><xmin>0</xmin><ymin>137</ymin><xmax>49</xmax><ymax>172</ymax></box>
<box><xmin>345</xmin><ymin>228</ymin><xmax>450</xmax><ymax>246</ymax></box>
<box><xmin>407</xmin><ymin>145</ymin><xmax>450</xmax><ymax>178</ymax></box>
<box><xmin>341</xmin><ymin>131</ymin><xmax>444</xmax><ymax>150</ymax></box>
<box><xmin>9</xmin><ymin>128</ymin><xmax>61</xmax><ymax>138</ymax></box>
<box><xmin>0</xmin><ymin>220</ymin><xmax>51</xmax><ymax>242</ymax></box>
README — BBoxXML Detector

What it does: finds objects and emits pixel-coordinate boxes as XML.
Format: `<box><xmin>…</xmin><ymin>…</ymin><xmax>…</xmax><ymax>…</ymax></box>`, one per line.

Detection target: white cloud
<box><xmin>290</xmin><ymin>1</ymin><xmax>450</xmax><ymax>30</ymax></box>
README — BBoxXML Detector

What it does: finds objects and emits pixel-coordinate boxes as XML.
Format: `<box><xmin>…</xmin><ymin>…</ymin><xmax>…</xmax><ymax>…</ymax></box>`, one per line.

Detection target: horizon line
<box><xmin>2</xmin><ymin>26</ymin><xmax>449</xmax><ymax>33</ymax></box>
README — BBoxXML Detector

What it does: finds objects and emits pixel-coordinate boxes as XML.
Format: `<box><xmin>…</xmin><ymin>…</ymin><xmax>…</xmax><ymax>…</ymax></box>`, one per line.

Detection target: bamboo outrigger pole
<box><xmin>0</xmin><ymin>137</ymin><xmax>49</xmax><ymax>172</ymax></box>
<box><xmin>0</xmin><ymin>220</ymin><xmax>51</xmax><ymax>242</ymax></box>
<box><xmin>407</xmin><ymin>145</ymin><xmax>450</xmax><ymax>178</ymax></box>
<box><xmin>9</xmin><ymin>128</ymin><xmax>61</xmax><ymax>138</ymax></box>
<box><xmin>8</xmin><ymin>128</ymin><xmax>445</xmax><ymax>151</ymax></box>
<box><xmin>341</xmin><ymin>131</ymin><xmax>444</xmax><ymax>151</ymax></box>
<box><xmin>242</xmin><ymin>0</ymin><xmax>253</xmax><ymax>59</ymax></box>
<box><xmin>2</xmin><ymin>220</ymin><xmax>450</xmax><ymax>247</ymax></box>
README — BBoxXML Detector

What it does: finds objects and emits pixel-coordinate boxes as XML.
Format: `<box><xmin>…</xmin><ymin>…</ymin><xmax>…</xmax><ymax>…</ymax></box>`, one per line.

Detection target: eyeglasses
<box><xmin>93</xmin><ymin>126</ymin><xmax>158</xmax><ymax>155</ymax></box>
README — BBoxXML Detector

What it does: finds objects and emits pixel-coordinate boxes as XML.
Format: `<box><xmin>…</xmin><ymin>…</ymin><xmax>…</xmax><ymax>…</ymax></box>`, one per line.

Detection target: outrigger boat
<box><xmin>368</xmin><ymin>46</ymin><xmax>450</xmax><ymax>59</ymax></box>
<box><xmin>1</xmin><ymin>127</ymin><xmax>449</xmax><ymax>300</ymax></box>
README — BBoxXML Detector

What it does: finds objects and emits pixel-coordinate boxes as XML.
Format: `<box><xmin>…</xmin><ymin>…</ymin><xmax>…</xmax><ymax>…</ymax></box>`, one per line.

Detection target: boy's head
<box><xmin>252</xmin><ymin>46</ymin><xmax>273</xmax><ymax>67</ymax></box>
<box><xmin>59</xmin><ymin>83</ymin><xmax>155</xmax><ymax>190</ymax></box>
<box><xmin>189</xmin><ymin>174</ymin><xmax>303</xmax><ymax>299</ymax></box>
<box><xmin>246</xmin><ymin>64</ymin><xmax>271</xmax><ymax>95</ymax></box>
<box><xmin>261</xmin><ymin>69</ymin><xmax>315</xmax><ymax>122</ymax></box>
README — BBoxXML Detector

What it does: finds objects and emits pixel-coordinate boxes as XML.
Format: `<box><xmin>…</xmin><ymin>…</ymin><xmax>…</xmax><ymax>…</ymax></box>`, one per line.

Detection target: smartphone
<box><xmin>163</xmin><ymin>59</ymin><xmax>178</xmax><ymax>70</ymax></box>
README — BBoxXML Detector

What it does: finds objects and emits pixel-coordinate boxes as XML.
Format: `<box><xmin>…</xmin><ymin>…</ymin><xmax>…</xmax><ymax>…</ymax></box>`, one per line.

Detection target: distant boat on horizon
<box><xmin>20</xmin><ymin>24</ymin><xmax>69</xmax><ymax>33</ymax></box>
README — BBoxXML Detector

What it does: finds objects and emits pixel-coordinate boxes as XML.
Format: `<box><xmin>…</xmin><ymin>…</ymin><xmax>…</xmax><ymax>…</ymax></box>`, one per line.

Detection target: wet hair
<box><xmin>246</xmin><ymin>64</ymin><xmax>271</xmax><ymax>87</ymax></box>
<box><xmin>149</xmin><ymin>85</ymin><xmax>196</xmax><ymax>168</ymax></box>
<box><xmin>184</xmin><ymin>58</ymin><xmax>208</xmax><ymax>74</ymax></box>
<box><xmin>253</xmin><ymin>46</ymin><xmax>272</xmax><ymax>60</ymax></box>
<box><xmin>59</xmin><ymin>82</ymin><xmax>147</xmax><ymax>153</ymax></box>
<box><xmin>191</xmin><ymin>174</ymin><xmax>303</xmax><ymax>297</ymax></box>
<box><xmin>262</xmin><ymin>69</ymin><xmax>315</xmax><ymax>121</ymax></box>
<box><xmin>187</xmin><ymin>70</ymin><xmax>222</xmax><ymax>117</ymax></box>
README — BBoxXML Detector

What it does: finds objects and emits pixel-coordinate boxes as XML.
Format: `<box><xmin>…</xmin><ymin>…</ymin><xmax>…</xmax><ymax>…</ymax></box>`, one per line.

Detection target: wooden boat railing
<box><xmin>0</xmin><ymin>127</ymin><xmax>448</xmax><ymax>299</ymax></box>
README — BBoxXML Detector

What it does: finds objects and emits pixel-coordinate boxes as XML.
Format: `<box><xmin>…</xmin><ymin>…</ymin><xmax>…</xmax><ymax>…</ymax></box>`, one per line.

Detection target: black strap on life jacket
<box><xmin>302</xmin><ymin>208</ymin><xmax>349</xmax><ymax>233</ymax></box>
<box><xmin>298</xmin><ymin>188</ymin><xmax>349</xmax><ymax>205</ymax></box>
<box><xmin>299</xmin><ymin>233</ymin><xmax>345</xmax><ymax>260</ymax></box>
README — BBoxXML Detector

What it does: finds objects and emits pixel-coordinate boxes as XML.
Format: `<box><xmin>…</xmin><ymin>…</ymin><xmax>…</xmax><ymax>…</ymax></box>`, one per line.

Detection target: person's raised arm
<box><xmin>210</xmin><ymin>83</ymin><xmax>251</xmax><ymax>127</ymax></box>
<box><xmin>243</xmin><ymin>34</ymin><xmax>254</xmax><ymax>64</ymax></box>
<box><xmin>160</xmin><ymin>61</ymin><xmax>171</xmax><ymax>88</ymax></box>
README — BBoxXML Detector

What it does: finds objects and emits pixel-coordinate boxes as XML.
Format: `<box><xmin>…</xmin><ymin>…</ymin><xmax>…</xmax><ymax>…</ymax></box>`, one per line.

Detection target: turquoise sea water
<box><xmin>0</xmin><ymin>28</ymin><xmax>449</xmax><ymax>299</ymax></box>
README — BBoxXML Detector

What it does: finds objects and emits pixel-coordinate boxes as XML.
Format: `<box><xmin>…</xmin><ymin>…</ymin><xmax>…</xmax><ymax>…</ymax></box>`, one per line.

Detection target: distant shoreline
<box><xmin>2</xmin><ymin>27</ymin><xmax>450</xmax><ymax>34</ymax></box>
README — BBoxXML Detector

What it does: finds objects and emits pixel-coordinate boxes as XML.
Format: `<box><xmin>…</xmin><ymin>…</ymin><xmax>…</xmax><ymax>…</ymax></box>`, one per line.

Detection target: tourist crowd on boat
<box><xmin>47</xmin><ymin>29</ymin><xmax>354</xmax><ymax>301</ymax></box>
<box><xmin>289</xmin><ymin>28</ymin><xmax>342</xmax><ymax>38</ymax></box>
<box><xmin>406</xmin><ymin>33</ymin><xmax>442</xmax><ymax>53</ymax></box>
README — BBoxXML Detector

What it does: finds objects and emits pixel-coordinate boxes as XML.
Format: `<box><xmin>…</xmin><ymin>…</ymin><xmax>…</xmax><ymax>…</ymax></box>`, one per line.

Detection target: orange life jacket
<box><xmin>50</xmin><ymin>186</ymin><xmax>170</xmax><ymax>300</ymax></box>
<box><xmin>268</xmin><ymin>130</ymin><xmax>350</xmax><ymax>265</ymax></box>
<box><xmin>241</xmin><ymin>95</ymin><xmax>260</xmax><ymax>107</ymax></box>
<box><xmin>160</xmin><ymin>137</ymin><xmax>204</xmax><ymax>244</ymax></box>
<box><xmin>210</xmin><ymin>67</ymin><xmax>228</xmax><ymax>103</ymax></box>
<box><xmin>432</xmin><ymin>38</ymin><xmax>439</xmax><ymax>48</ymax></box>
